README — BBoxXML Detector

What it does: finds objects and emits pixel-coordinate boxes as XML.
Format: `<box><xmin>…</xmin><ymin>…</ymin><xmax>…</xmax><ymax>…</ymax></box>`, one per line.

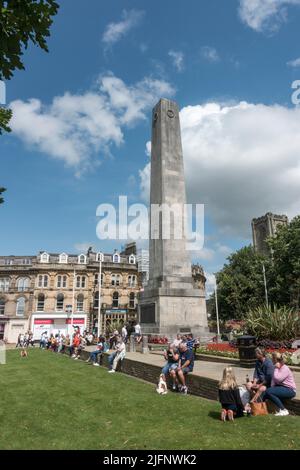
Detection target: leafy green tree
<box><xmin>0</xmin><ymin>0</ymin><xmax>59</xmax><ymax>201</ymax></box>
<box><xmin>0</xmin><ymin>107</ymin><xmax>12</xmax><ymax>134</ymax></box>
<box><xmin>211</xmin><ymin>246</ymin><xmax>271</xmax><ymax>320</ymax></box>
<box><xmin>268</xmin><ymin>216</ymin><xmax>300</xmax><ymax>309</ymax></box>
<box><xmin>0</xmin><ymin>0</ymin><xmax>59</xmax><ymax>81</ymax></box>
<box><xmin>0</xmin><ymin>187</ymin><xmax>6</xmax><ymax>204</ymax></box>
<box><xmin>0</xmin><ymin>0</ymin><xmax>59</xmax><ymax>131</ymax></box>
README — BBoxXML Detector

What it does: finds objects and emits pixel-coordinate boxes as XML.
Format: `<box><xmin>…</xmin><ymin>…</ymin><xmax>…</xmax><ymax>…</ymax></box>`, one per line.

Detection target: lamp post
<box><xmin>214</xmin><ymin>275</ymin><xmax>221</xmax><ymax>340</ymax></box>
<box><xmin>97</xmin><ymin>256</ymin><xmax>102</xmax><ymax>337</ymax></box>
<box><xmin>262</xmin><ymin>263</ymin><xmax>269</xmax><ymax>307</ymax></box>
<box><xmin>69</xmin><ymin>269</ymin><xmax>76</xmax><ymax>337</ymax></box>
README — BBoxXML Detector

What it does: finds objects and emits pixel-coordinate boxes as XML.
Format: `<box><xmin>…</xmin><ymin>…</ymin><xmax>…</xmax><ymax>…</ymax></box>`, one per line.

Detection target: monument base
<box><xmin>139</xmin><ymin>286</ymin><xmax>209</xmax><ymax>338</ymax></box>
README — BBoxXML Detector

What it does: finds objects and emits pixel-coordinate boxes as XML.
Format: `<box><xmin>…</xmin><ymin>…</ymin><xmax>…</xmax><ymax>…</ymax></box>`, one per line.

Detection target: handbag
<box><xmin>250</xmin><ymin>398</ymin><xmax>268</xmax><ymax>416</ymax></box>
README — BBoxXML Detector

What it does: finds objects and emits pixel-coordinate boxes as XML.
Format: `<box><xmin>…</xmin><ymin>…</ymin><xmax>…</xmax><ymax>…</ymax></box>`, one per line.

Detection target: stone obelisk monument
<box><xmin>139</xmin><ymin>98</ymin><xmax>208</xmax><ymax>336</ymax></box>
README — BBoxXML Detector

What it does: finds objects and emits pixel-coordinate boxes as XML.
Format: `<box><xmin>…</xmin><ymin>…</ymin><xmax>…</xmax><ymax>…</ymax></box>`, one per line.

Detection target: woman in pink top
<box><xmin>263</xmin><ymin>352</ymin><xmax>296</xmax><ymax>416</ymax></box>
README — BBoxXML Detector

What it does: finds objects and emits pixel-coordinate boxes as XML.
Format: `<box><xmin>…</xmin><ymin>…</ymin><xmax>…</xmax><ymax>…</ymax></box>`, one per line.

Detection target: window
<box><xmin>37</xmin><ymin>275</ymin><xmax>48</xmax><ymax>288</ymax></box>
<box><xmin>129</xmin><ymin>254</ymin><xmax>136</xmax><ymax>264</ymax></box>
<box><xmin>113</xmin><ymin>253</ymin><xmax>120</xmax><ymax>263</ymax></box>
<box><xmin>76</xmin><ymin>294</ymin><xmax>84</xmax><ymax>312</ymax></box>
<box><xmin>112</xmin><ymin>291</ymin><xmax>119</xmax><ymax>308</ymax></box>
<box><xmin>17</xmin><ymin>278</ymin><xmax>30</xmax><ymax>292</ymax></box>
<box><xmin>76</xmin><ymin>276</ymin><xmax>86</xmax><ymax>288</ymax></box>
<box><xmin>0</xmin><ymin>299</ymin><xmax>5</xmax><ymax>315</ymax></box>
<box><xmin>0</xmin><ymin>278</ymin><xmax>10</xmax><ymax>292</ymax></box>
<box><xmin>57</xmin><ymin>275</ymin><xmax>67</xmax><ymax>288</ymax></box>
<box><xmin>94</xmin><ymin>273</ymin><xmax>103</xmax><ymax>286</ymax></box>
<box><xmin>129</xmin><ymin>292</ymin><xmax>135</xmax><ymax>309</ymax></box>
<box><xmin>56</xmin><ymin>293</ymin><xmax>64</xmax><ymax>311</ymax></box>
<box><xmin>16</xmin><ymin>297</ymin><xmax>25</xmax><ymax>316</ymax></box>
<box><xmin>96</xmin><ymin>252</ymin><xmax>104</xmax><ymax>262</ymax></box>
<box><xmin>128</xmin><ymin>275</ymin><xmax>136</xmax><ymax>287</ymax></box>
<box><xmin>94</xmin><ymin>292</ymin><xmax>99</xmax><ymax>309</ymax></box>
<box><xmin>78</xmin><ymin>254</ymin><xmax>86</xmax><ymax>264</ymax></box>
<box><xmin>111</xmin><ymin>274</ymin><xmax>121</xmax><ymax>286</ymax></box>
<box><xmin>59</xmin><ymin>253</ymin><xmax>68</xmax><ymax>264</ymax></box>
<box><xmin>37</xmin><ymin>294</ymin><xmax>45</xmax><ymax>311</ymax></box>
<box><xmin>40</xmin><ymin>252</ymin><xmax>49</xmax><ymax>263</ymax></box>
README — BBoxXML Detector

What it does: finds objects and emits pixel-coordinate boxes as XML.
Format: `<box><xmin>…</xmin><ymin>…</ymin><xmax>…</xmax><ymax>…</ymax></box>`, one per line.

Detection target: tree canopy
<box><xmin>0</xmin><ymin>187</ymin><xmax>6</xmax><ymax>204</ymax></box>
<box><xmin>268</xmin><ymin>216</ymin><xmax>300</xmax><ymax>309</ymax></box>
<box><xmin>211</xmin><ymin>216</ymin><xmax>300</xmax><ymax>320</ymax></box>
<box><xmin>0</xmin><ymin>0</ymin><xmax>59</xmax><ymax>132</ymax></box>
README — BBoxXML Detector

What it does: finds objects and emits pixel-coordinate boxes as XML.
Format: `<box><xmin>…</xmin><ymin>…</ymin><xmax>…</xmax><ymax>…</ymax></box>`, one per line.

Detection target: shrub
<box><xmin>245</xmin><ymin>304</ymin><xmax>300</xmax><ymax>341</ymax></box>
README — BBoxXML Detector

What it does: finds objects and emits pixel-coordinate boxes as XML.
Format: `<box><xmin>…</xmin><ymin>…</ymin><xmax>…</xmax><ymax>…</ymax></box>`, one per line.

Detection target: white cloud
<box><xmin>168</xmin><ymin>50</ymin><xmax>185</xmax><ymax>72</ymax></box>
<box><xmin>201</xmin><ymin>46</ymin><xmax>220</xmax><ymax>63</ymax></box>
<box><xmin>10</xmin><ymin>74</ymin><xmax>175</xmax><ymax>174</ymax></box>
<box><xmin>287</xmin><ymin>57</ymin><xmax>300</xmax><ymax>67</ymax></box>
<box><xmin>239</xmin><ymin>0</ymin><xmax>300</xmax><ymax>33</ymax></box>
<box><xmin>102</xmin><ymin>9</ymin><xmax>144</xmax><ymax>47</ymax></box>
<box><xmin>140</xmin><ymin>101</ymin><xmax>300</xmax><ymax>238</ymax></box>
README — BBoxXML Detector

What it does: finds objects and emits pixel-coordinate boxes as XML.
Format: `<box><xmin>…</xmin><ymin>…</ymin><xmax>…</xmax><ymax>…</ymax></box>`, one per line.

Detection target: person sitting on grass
<box><xmin>86</xmin><ymin>336</ymin><xmax>107</xmax><ymax>366</ymax></box>
<box><xmin>263</xmin><ymin>352</ymin><xmax>296</xmax><ymax>417</ymax></box>
<box><xmin>108</xmin><ymin>336</ymin><xmax>126</xmax><ymax>374</ymax></box>
<box><xmin>246</xmin><ymin>347</ymin><xmax>274</xmax><ymax>402</ymax></box>
<box><xmin>218</xmin><ymin>366</ymin><xmax>244</xmax><ymax>422</ymax></box>
<box><xmin>161</xmin><ymin>343</ymin><xmax>179</xmax><ymax>389</ymax></box>
<box><xmin>170</xmin><ymin>342</ymin><xmax>194</xmax><ymax>394</ymax></box>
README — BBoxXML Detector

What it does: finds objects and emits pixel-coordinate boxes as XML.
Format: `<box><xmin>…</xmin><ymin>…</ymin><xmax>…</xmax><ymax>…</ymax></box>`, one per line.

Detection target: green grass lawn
<box><xmin>0</xmin><ymin>349</ymin><xmax>300</xmax><ymax>450</ymax></box>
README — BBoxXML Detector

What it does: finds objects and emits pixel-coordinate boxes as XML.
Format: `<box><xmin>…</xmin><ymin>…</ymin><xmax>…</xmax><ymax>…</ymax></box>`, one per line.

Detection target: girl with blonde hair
<box><xmin>218</xmin><ymin>367</ymin><xmax>244</xmax><ymax>421</ymax></box>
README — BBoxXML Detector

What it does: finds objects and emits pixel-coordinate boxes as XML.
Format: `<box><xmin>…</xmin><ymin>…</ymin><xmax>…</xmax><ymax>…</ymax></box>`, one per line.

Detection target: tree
<box><xmin>0</xmin><ymin>0</ymin><xmax>59</xmax><ymax>131</ymax></box>
<box><xmin>268</xmin><ymin>216</ymin><xmax>300</xmax><ymax>309</ymax></box>
<box><xmin>0</xmin><ymin>107</ymin><xmax>12</xmax><ymax>134</ymax></box>
<box><xmin>210</xmin><ymin>246</ymin><xmax>271</xmax><ymax>320</ymax></box>
<box><xmin>0</xmin><ymin>0</ymin><xmax>59</xmax><ymax>204</ymax></box>
<box><xmin>0</xmin><ymin>187</ymin><xmax>6</xmax><ymax>204</ymax></box>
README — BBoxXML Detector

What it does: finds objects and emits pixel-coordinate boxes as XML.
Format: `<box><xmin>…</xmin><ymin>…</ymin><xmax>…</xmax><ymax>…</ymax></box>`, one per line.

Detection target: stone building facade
<box><xmin>0</xmin><ymin>249</ymin><xmax>141</xmax><ymax>343</ymax></box>
<box><xmin>252</xmin><ymin>212</ymin><xmax>289</xmax><ymax>255</ymax></box>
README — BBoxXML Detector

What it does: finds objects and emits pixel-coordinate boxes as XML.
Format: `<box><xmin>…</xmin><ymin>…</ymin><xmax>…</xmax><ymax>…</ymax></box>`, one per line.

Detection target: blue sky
<box><xmin>1</xmin><ymin>0</ymin><xmax>300</xmax><ymax>289</ymax></box>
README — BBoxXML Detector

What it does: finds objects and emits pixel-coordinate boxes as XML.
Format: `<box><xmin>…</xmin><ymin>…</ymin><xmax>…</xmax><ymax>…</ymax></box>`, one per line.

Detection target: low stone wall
<box><xmin>74</xmin><ymin>348</ymin><xmax>300</xmax><ymax>415</ymax></box>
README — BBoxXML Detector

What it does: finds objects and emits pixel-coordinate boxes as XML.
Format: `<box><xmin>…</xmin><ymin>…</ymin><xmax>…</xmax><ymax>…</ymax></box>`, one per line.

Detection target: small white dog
<box><xmin>156</xmin><ymin>374</ymin><xmax>168</xmax><ymax>395</ymax></box>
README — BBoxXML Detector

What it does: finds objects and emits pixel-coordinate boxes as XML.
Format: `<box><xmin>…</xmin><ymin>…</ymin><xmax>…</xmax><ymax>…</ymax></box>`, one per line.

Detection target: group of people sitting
<box><xmin>160</xmin><ymin>333</ymin><xmax>199</xmax><ymax>395</ymax></box>
<box><xmin>39</xmin><ymin>329</ymin><xmax>92</xmax><ymax>358</ymax></box>
<box><xmin>218</xmin><ymin>347</ymin><xmax>297</xmax><ymax>420</ymax></box>
<box><xmin>86</xmin><ymin>334</ymin><xmax>126</xmax><ymax>373</ymax></box>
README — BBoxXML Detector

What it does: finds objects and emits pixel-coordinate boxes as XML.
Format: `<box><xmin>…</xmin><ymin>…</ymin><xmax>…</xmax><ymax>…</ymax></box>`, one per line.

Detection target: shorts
<box><xmin>182</xmin><ymin>366</ymin><xmax>193</xmax><ymax>375</ymax></box>
<box><xmin>162</xmin><ymin>362</ymin><xmax>178</xmax><ymax>376</ymax></box>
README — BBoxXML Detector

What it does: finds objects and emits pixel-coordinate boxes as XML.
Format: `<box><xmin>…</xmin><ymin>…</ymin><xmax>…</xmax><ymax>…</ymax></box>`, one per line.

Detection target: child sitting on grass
<box><xmin>218</xmin><ymin>367</ymin><xmax>244</xmax><ymax>421</ymax></box>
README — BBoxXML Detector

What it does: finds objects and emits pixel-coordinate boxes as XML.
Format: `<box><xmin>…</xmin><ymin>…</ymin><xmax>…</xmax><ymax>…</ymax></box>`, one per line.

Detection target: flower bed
<box><xmin>147</xmin><ymin>335</ymin><xmax>168</xmax><ymax>345</ymax></box>
<box><xmin>197</xmin><ymin>346</ymin><xmax>239</xmax><ymax>359</ymax></box>
<box><xmin>197</xmin><ymin>342</ymin><xmax>298</xmax><ymax>365</ymax></box>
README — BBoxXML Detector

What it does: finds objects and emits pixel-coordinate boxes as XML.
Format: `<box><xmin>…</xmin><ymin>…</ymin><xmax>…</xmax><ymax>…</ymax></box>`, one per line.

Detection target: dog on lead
<box><xmin>156</xmin><ymin>374</ymin><xmax>168</xmax><ymax>395</ymax></box>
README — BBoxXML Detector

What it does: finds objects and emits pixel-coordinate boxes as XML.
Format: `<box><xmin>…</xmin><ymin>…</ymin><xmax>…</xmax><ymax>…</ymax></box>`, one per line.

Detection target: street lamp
<box><xmin>97</xmin><ymin>254</ymin><xmax>103</xmax><ymax>337</ymax></box>
<box><xmin>214</xmin><ymin>274</ymin><xmax>221</xmax><ymax>340</ymax></box>
<box><xmin>262</xmin><ymin>263</ymin><xmax>269</xmax><ymax>307</ymax></box>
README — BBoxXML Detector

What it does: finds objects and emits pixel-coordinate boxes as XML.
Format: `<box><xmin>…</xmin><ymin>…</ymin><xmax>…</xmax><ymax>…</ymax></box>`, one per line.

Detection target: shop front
<box><xmin>31</xmin><ymin>314</ymin><xmax>87</xmax><ymax>340</ymax></box>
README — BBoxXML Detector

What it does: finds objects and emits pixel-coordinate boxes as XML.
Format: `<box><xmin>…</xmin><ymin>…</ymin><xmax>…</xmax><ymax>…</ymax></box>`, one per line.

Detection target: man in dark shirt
<box><xmin>246</xmin><ymin>347</ymin><xmax>274</xmax><ymax>401</ymax></box>
<box><xmin>170</xmin><ymin>342</ymin><xmax>194</xmax><ymax>395</ymax></box>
